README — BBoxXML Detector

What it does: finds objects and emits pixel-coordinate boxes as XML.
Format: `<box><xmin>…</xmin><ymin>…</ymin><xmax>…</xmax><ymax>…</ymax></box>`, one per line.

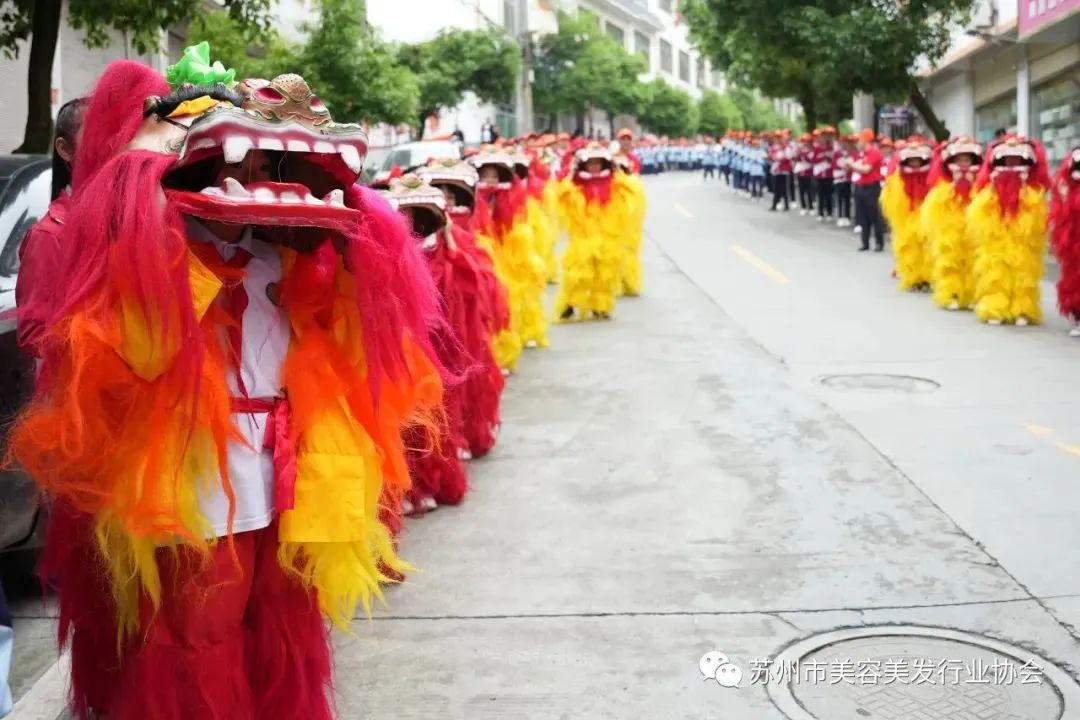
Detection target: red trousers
<box><xmin>49</xmin><ymin>516</ymin><xmax>334</xmax><ymax>720</ymax></box>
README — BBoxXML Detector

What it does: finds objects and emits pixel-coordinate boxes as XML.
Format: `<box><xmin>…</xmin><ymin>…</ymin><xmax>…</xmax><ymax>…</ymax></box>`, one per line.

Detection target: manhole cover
<box><xmin>818</xmin><ymin>373</ymin><xmax>940</xmax><ymax>393</ymax></box>
<box><xmin>766</xmin><ymin>625</ymin><xmax>1079</xmax><ymax>720</ymax></box>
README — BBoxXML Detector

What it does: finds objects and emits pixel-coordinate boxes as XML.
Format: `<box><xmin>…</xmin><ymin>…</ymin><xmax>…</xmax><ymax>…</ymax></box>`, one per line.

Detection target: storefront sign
<box><xmin>1018</xmin><ymin>0</ymin><xmax>1080</xmax><ymax>37</ymax></box>
<box><xmin>878</xmin><ymin>105</ymin><xmax>915</xmax><ymax>126</ymax></box>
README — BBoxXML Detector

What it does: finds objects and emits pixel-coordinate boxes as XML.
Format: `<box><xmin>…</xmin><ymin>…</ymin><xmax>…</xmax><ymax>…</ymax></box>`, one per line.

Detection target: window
<box><xmin>606</xmin><ymin>22</ymin><xmax>625</xmax><ymax>46</ymax></box>
<box><xmin>696</xmin><ymin>57</ymin><xmax>705</xmax><ymax>88</ymax></box>
<box><xmin>679</xmin><ymin>50</ymin><xmax>690</xmax><ymax>83</ymax></box>
<box><xmin>660</xmin><ymin>39</ymin><xmax>673</xmax><ymax>74</ymax></box>
<box><xmin>634</xmin><ymin>31</ymin><xmax>650</xmax><ymax>63</ymax></box>
<box><xmin>975</xmin><ymin>96</ymin><xmax>1017</xmax><ymax>145</ymax></box>
<box><xmin>1033</xmin><ymin>74</ymin><xmax>1080</xmax><ymax>169</ymax></box>
<box><xmin>659</xmin><ymin>0</ymin><xmax>673</xmax><ymax>11</ymax></box>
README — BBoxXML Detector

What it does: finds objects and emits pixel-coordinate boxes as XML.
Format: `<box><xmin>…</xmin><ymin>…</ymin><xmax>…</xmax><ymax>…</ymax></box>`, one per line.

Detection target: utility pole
<box><xmin>516</xmin><ymin>0</ymin><xmax>535</xmax><ymax>135</ymax></box>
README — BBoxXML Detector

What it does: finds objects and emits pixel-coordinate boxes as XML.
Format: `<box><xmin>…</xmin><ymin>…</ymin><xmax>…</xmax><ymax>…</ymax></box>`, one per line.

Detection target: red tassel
<box><xmin>39</xmin><ymin>502</ymin><xmax>122</xmax><ymax>719</ymax></box>
<box><xmin>1052</xmin><ymin>160</ymin><xmax>1080</xmax><ymax>321</ymax></box>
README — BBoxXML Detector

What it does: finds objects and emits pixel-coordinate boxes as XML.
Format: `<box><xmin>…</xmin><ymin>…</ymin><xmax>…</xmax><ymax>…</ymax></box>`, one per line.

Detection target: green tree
<box><xmin>727</xmin><ymin>87</ymin><xmax>800</xmax><ymax>132</ymax></box>
<box><xmin>297</xmin><ymin>0</ymin><xmax>418</xmax><ymax>125</ymax></box>
<box><xmin>638</xmin><ymin>79</ymin><xmax>698</xmax><ymax>138</ymax></box>
<box><xmin>533</xmin><ymin>12</ymin><xmax>648</xmax><ymax>135</ymax></box>
<box><xmin>0</xmin><ymin>0</ymin><xmax>272</xmax><ymax>153</ymax></box>
<box><xmin>399</xmin><ymin>28</ymin><xmax>521</xmax><ymax>135</ymax></box>
<box><xmin>188</xmin><ymin>10</ymin><xmax>296</xmax><ymax>81</ymax></box>
<box><xmin>697</xmin><ymin>89</ymin><xmax>742</xmax><ymax>136</ymax></box>
<box><xmin>682</xmin><ymin>0</ymin><xmax>975</xmax><ymax>139</ymax></box>
<box><xmin>591</xmin><ymin>39</ymin><xmax>649</xmax><ymax>137</ymax></box>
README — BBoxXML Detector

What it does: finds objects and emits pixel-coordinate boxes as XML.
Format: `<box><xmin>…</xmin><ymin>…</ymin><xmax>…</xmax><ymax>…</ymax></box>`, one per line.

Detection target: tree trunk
<box><xmin>15</xmin><ymin>0</ymin><xmax>63</xmax><ymax>154</ymax></box>
<box><xmin>575</xmin><ymin>111</ymin><xmax>584</xmax><ymax>136</ymax></box>
<box><xmin>417</xmin><ymin>107</ymin><xmax>437</xmax><ymax>141</ymax></box>
<box><xmin>608</xmin><ymin>113</ymin><xmax>615</xmax><ymax>140</ymax></box>
<box><xmin>908</xmin><ymin>81</ymin><xmax>948</xmax><ymax>141</ymax></box>
<box><xmin>548</xmin><ymin>112</ymin><xmax>557</xmax><ymax>132</ymax></box>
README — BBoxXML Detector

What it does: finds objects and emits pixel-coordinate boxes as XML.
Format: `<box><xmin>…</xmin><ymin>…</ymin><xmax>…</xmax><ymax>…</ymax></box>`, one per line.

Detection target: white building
<box><xmin>916</xmin><ymin>0</ymin><xmax>1080</xmax><ymax>167</ymax></box>
<box><xmin>0</xmin><ymin>0</ymin><xmax>175</xmax><ymax>154</ymax></box>
<box><xmin>564</xmin><ymin>0</ymin><xmax>726</xmax><ymax>134</ymax></box>
<box><xmin>363</xmin><ymin>0</ymin><xmax>566</xmax><ymax>145</ymax></box>
<box><xmin>575</xmin><ymin>0</ymin><xmax>723</xmax><ymax>97</ymax></box>
<box><xmin>363</xmin><ymin>0</ymin><xmax>729</xmax><ymax>142</ymax></box>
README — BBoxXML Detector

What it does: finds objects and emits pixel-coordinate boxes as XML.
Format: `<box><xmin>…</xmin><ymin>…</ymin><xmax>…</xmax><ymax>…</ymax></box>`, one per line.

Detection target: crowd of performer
<box><xmin>1</xmin><ymin>43</ymin><xmax>646</xmax><ymax>720</ymax></box>
<box><xmin>634</xmin><ymin>128</ymin><xmax>1080</xmax><ymax>331</ymax></box>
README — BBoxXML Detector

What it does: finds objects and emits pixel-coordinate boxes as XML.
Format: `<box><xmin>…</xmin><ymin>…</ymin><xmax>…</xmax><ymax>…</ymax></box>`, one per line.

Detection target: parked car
<box><xmin>360</xmin><ymin>146</ymin><xmax>392</xmax><ymax>185</ymax></box>
<box><xmin>369</xmin><ymin>140</ymin><xmax>463</xmax><ymax>186</ymax></box>
<box><xmin>0</xmin><ymin>155</ymin><xmax>51</xmax><ymax>555</ymax></box>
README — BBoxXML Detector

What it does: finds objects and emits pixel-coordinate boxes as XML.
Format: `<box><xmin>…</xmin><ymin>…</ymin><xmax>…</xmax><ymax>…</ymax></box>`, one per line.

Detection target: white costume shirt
<box><xmin>186</xmin><ymin>219</ymin><xmax>289</xmax><ymax>537</ymax></box>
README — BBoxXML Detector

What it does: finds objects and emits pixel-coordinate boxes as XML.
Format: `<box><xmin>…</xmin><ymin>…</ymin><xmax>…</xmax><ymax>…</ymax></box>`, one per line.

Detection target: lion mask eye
<box><xmin>254</xmin><ymin>86</ymin><xmax>286</xmax><ymax>104</ymax></box>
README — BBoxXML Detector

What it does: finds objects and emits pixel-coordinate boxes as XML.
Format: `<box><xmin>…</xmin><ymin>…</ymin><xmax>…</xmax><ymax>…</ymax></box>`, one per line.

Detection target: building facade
<box><xmin>917</xmin><ymin>0</ymin><xmax>1079</xmax><ymax>168</ymax></box>
<box><xmin>363</xmin><ymin>0</ymin><xmax>572</xmax><ymax>144</ymax></box>
<box><xmin>0</xmin><ymin>0</ymin><xmax>172</xmax><ymax>154</ymax></box>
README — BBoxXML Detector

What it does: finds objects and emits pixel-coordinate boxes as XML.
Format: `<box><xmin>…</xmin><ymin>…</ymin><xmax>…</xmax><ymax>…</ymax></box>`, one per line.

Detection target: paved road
<box><xmin>8</xmin><ymin>171</ymin><xmax>1080</xmax><ymax>718</ymax></box>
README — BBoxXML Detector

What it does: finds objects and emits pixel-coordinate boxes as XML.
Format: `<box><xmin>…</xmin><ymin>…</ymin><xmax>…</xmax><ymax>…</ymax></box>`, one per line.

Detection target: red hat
<box><xmin>857</xmin><ymin>128</ymin><xmax>875</xmax><ymax>142</ymax></box>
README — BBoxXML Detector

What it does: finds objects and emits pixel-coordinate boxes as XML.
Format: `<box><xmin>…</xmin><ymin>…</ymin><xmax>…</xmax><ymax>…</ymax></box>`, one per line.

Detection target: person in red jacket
<box><xmin>768</xmin><ymin>134</ymin><xmax>793</xmax><ymax>212</ymax></box>
<box><xmin>1051</xmin><ymin>147</ymin><xmax>1080</xmax><ymax>334</ymax></box>
<box><xmin>795</xmin><ymin>133</ymin><xmax>815</xmax><ymax>215</ymax></box>
<box><xmin>814</xmin><ymin>126</ymin><xmax>838</xmax><ymax>222</ymax></box>
<box><xmin>833</xmin><ymin>135</ymin><xmax>856</xmax><ymax>227</ymax></box>
<box><xmin>851</xmin><ymin>129</ymin><xmax>887</xmax><ymax>252</ymax></box>
<box><xmin>16</xmin><ymin>97</ymin><xmax>87</xmax><ymax>355</ymax></box>
<box><xmin>614</xmin><ymin>127</ymin><xmax>642</xmax><ymax>174</ymax></box>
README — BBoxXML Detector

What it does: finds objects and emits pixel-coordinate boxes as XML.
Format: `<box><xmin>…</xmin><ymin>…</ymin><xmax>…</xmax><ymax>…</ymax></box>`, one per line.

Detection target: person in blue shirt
<box><xmin>1</xmin><ymin>582</ymin><xmax>12</xmax><ymax>718</ymax></box>
<box><xmin>748</xmin><ymin>139</ymin><xmax>766</xmax><ymax>199</ymax></box>
<box><xmin>702</xmin><ymin>137</ymin><xmax>717</xmax><ymax>181</ymax></box>
<box><xmin>718</xmin><ymin>137</ymin><xmax>732</xmax><ymax>186</ymax></box>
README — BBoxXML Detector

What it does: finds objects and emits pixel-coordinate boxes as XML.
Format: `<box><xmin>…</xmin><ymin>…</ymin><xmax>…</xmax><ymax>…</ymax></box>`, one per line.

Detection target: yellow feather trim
<box><xmin>968</xmin><ymin>184</ymin><xmax>1048</xmax><ymax>323</ymax></box>
<box><xmin>554</xmin><ymin>178</ymin><xmax>625</xmax><ymax>317</ymax></box>
<box><xmin>881</xmin><ymin>174</ymin><xmax>931</xmax><ymax>290</ymax></box>
<box><xmin>921</xmin><ymin>181</ymin><xmax>975</xmax><ymax>309</ymax></box>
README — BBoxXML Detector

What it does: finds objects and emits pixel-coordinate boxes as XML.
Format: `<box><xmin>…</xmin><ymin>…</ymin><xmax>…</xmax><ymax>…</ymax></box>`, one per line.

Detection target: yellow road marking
<box><xmin>674</xmin><ymin>202</ymin><xmax>694</xmax><ymax>219</ymax></box>
<box><xmin>1056</xmin><ymin>442</ymin><xmax>1080</xmax><ymax>458</ymax></box>
<box><xmin>731</xmin><ymin>245</ymin><xmax>791</xmax><ymax>285</ymax></box>
<box><xmin>1024</xmin><ymin>423</ymin><xmax>1054</xmax><ymax>436</ymax></box>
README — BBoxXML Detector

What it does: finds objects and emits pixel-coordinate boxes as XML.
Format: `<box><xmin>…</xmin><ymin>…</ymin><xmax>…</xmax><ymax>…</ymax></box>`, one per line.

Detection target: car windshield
<box><xmin>379</xmin><ymin>143</ymin><xmax>460</xmax><ymax>172</ymax></box>
<box><xmin>382</xmin><ymin>149</ymin><xmax>414</xmax><ymax>171</ymax></box>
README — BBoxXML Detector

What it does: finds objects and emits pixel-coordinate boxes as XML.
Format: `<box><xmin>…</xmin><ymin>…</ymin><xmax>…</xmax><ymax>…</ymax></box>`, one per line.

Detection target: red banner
<box><xmin>1018</xmin><ymin>0</ymin><xmax>1080</xmax><ymax>37</ymax></box>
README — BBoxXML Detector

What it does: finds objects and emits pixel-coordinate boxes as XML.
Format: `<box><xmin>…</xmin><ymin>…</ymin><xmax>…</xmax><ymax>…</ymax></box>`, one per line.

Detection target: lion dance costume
<box><xmin>10</xmin><ymin>49</ymin><xmax>444</xmax><ymax>719</ymax></box>
<box><xmin>555</xmin><ymin>143</ymin><xmax>630</xmax><ymax>321</ymax></box>
<box><xmin>921</xmin><ymin>136</ymin><xmax>983</xmax><ymax>310</ymax></box>
<box><xmin>470</xmin><ymin>149</ymin><xmax>546</xmax><ymax>369</ymax></box>
<box><xmin>881</xmin><ymin>137</ymin><xmax>934</xmax><ymax>291</ymax></box>
<box><xmin>523</xmin><ymin>148</ymin><xmax>560</xmax><ymax>285</ymax></box>
<box><xmin>1051</xmin><ymin>147</ymin><xmax>1080</xmax><ymax>334</ymax></box>
<box><xmin>418</xmin><ymin>159</ymin><xmax>508</xmax><ymax>458</ymax></box>
<box><xmin>968</xmin><ymin>135</ymin><xmax>1051</xmax><ymax>325</ymax></box>
<box><xmin>613</xmin><ymin>152</ymin><xmax>647</xmax><ymax>296</ymax></box>
<box><xmin>380</xmin><ymin>175</ymin><xmax>470</xmax><ymax>513</ymax></box>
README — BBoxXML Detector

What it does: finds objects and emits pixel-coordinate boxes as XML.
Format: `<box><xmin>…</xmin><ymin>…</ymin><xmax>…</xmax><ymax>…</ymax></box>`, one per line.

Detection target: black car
<box><xmin>0</xmin><ymin>155</ymin><xmax>51</xmax><ymax>555</ymax></box>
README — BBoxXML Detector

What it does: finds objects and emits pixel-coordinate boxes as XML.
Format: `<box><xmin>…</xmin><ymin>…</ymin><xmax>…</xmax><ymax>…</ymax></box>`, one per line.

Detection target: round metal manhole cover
<box><xmin>766</xmin><ymin>625</ymin><xmax>1079</xmax><ymax>720</ymax></box>
<box><xmin>818</xmin><ymin>373</ymin><xmax>940</xmax><ymax>393</ymax></box>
